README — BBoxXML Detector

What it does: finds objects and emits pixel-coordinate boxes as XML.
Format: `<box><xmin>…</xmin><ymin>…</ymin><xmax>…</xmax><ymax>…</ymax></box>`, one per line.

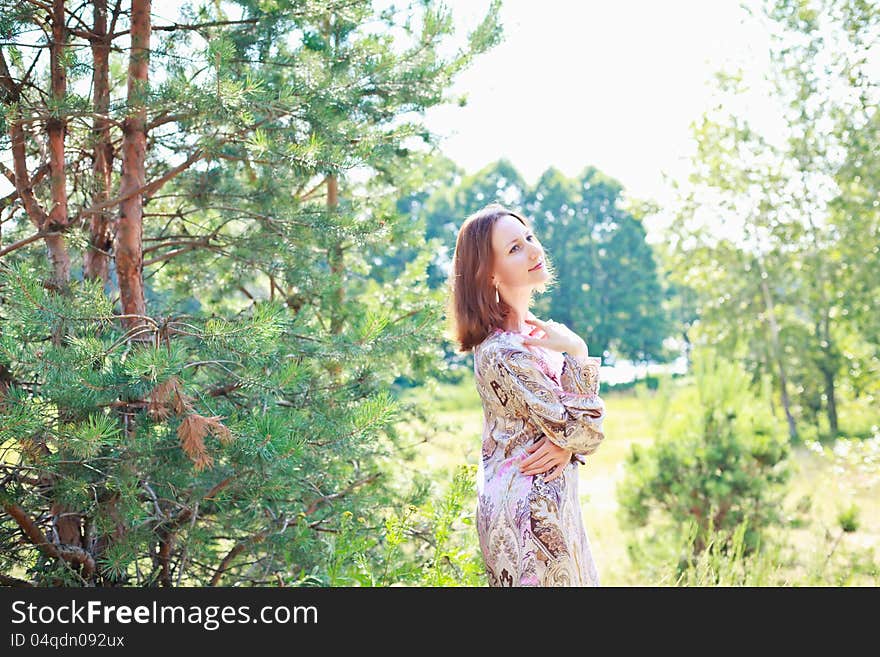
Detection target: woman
<box><xmin>447</xmin><ymin>203</ymin><xmax>607</xmax><ymax>587</ymax></box>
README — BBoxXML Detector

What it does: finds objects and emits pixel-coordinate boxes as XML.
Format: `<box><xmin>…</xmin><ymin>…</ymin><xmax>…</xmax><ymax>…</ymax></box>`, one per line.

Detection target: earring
<box><xmin>495</xmin><ymin>285</ymin><xmax>500</xmax><ymax>304</ymax></box>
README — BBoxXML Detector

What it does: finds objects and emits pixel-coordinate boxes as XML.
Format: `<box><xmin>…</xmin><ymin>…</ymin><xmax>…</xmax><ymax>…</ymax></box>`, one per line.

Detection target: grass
<box><xmin>396</xmin><ymin>375</ymin><xmax>880</xmax><ymax>586</ymax></box>
<box><xmin>779</xmin><ymin>438</ymin><xmax>880</xmax><ymax>585</ymax></box>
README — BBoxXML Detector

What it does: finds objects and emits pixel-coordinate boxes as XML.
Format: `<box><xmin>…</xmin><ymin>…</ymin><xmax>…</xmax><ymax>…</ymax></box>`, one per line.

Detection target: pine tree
<box><xmin>0</xmin><ymin>0</ymin><xmax>502</xmax><ymax>586</ymax></box>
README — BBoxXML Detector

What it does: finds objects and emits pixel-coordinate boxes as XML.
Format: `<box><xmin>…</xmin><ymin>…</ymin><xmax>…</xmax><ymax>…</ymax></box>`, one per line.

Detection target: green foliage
<box><xmin>663</xmin><ymin>0</ymin><xmax>880</xmax><ymax>442</ymax></box>
<box><xmin>0</xmin><ymin>0</ymin><xmax>505</xmax><ymax>587</ymax></box>
<box><xmin>416</xmin><ymin>464</ymin><xmax>484</xmax><ymax>586</ymax></box>
<box><xmin>408</xmin><ymin>158</ymin><xmax>673</xmax><ymax>363</ymax></box>
<box><xmin>619</xmin><ymin>515</ymin><xmax>793</xmax><ymax>586</ymax></box>
<box><xmin>617</xmin><ymin>347</ymin><xmax>792</xmax><ymax>556</ymax></box>
<box><xmin>527</xmin><ymin>168</ymin><xmax>673</xmax><ymax>363</ymax></box>
<box><xmin>0</xmin><ymin>255</ymin><xmax>439</xmax><ymax>586</ymax></box>
<box><xmin>837</xmin><ymin>504</ymin><xmax>859</xmax><ymax>533</ymax></box>
<box><xmin>294</xmin><ymin>464</ymin><xmax>484</xmax><ymax>587</ymax></box>
<box><xmin>673</xmin><ymin>519</ymin><xmax>787</xmax><ymax>586</ymax></box>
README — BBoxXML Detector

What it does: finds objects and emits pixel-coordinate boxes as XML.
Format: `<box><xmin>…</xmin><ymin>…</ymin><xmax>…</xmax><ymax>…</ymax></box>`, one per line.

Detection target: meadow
<box><xmin>397</xmin><ymin>374</ymin><xmax>880</xmax><ymax>586</ymax></box>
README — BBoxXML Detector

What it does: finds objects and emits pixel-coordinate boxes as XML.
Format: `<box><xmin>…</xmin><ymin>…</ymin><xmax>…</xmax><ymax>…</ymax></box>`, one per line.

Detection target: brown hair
<box><xmin>445</xmin><ymin>203</ymin><xmax>554</xmax><ymax>353</ymax></box>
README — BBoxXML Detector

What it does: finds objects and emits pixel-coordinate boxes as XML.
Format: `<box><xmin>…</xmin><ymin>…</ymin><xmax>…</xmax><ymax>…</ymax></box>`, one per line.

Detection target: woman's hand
<box><xmin>522</xmin><ymin>316</ymin><xmax>588</xmax><ymax>358</ymax></box>
<box><xmin>519</xmin><ymin>435</ymin><xmax>572</xmax><ymax>482</ymax></box>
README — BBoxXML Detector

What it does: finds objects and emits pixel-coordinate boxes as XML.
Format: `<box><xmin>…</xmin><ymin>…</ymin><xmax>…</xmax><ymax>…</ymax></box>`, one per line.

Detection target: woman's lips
<box><xmin>529</xmin><ymin>261</ymin><xmax>543</xmax><ymax>272</ymax></box>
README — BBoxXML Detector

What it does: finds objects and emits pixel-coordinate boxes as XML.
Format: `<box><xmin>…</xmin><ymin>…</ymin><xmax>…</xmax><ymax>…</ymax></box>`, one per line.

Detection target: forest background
<box><xmin>0</xmin><ymin>0</ymin><xmax>877</xmax><ymax>586</ymax></box>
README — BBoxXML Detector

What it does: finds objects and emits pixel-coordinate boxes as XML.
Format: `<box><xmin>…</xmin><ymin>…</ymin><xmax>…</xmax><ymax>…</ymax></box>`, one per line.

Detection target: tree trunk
<box><xmin>327</xmin><ymin>174</ymin><xmax>344</xmax><ymax>335</ymax></box>
<box><xmin>0</xmin><ymin>54</ymin><xmax>71</xmax><ymax>285</ymax></box>
<box><xmin>326</xmin><ymin>174</ymin><xmax>344</xmax><ymax>380</ymax></box>
<box><xmin>45</xmin><ymin>0</ymin><xmax>71</xmax><ymax>290</ymax></box>
<box><xmin>765</xmin><ymin>344</ymin><xmax>777</xmax><ymax>418</ymax></box>
<box><xmin>47</xmin><ymin>0</ymin><xmax>86</xmax><ymax>553</ymax></box>
<box><xmin>84</xmin><ymin>0</ymin><xmax>114</xmax><ymax>285</ymax></box>
<box><xmin>820</xmin><ymin>313</ymin><xmax>839</xmax><ymax>437</ymax></box>
<box><xmin>759</xmin><ymin>271</ymin><xmax>798</xmax><ymax>441</ymax></box>
<box><xmin>2</xmin><ymin>17</ymin><xmax>83</xmax><ymax>565</ymax></box>
<box><xmin>799</xmin><ymin>167</ymin><xmax>839</xmax><ymax>439</ymax></box>
<box><xmin>117</xmin><ymin>0</ymin><xmax>150</xmax><ymax>334</ymax></box>
<box><xmin>324</xmin><ymin>19</ymin><xmax>345</xmax><ymax>347</ymax></box>
<box><xmin>821</xmin><ymin>363</ymin><xmax>839</xmax><ymax>437</ymax></box>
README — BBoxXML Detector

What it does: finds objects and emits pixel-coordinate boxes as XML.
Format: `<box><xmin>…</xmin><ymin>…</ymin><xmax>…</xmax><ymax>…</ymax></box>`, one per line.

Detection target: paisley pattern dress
<box><xmin>472</xmin><ymin>328</ymin><xmax>606</xmax><ymax>587</ymax></box>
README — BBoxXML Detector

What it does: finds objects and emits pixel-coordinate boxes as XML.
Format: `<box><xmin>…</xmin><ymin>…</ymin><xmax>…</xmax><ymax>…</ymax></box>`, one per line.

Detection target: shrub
<box><xmin>314</xmin><ymin>464</ymin><xmax>485</xmax><ymax>586</ymax></box>
<box><xmin>617</xmin><ymin>347</ymin><xmax>791</xmax><ymax>557</ymax></box>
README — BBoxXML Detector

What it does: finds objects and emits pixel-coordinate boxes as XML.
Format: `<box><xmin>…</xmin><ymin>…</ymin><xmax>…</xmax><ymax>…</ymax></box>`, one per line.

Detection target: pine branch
<box><xmin>207</xmin><ymin>381</ymin><xmax>244</xmax><ymax>398</ymax></box>
<box><xmin>0</xmin><ymin>162</ymin><xmax>14</xmax><ymax>185</ymax></box>
<box><xmin>104</xmin><ymin>18</ymin><xmax>263</xmax><ymax>41</ymax></box>
<box><xmin>0</xmin><ymin>230</ymin><xmax>63</xmax><ymax>258</ymax></box>
<box><xmin>0</xmin><ymin>464</ymin><xmax>42</xmax><ymax>487</ymax></box>
<box><xmin>9</xmin><ymin>110</ymin><xmax>123</xmax><ymax>129</ymax></box>
<box><xmin>0</xmin><ymin>162</ymin><xmax>49</xmax><ymax>189</ymax></box>
<box><xmin>19</xmin><ymin>0</ymin><xmax>51</xmax><ymax>11</ymax></box>
<box><xmin>1</xmin><ymin>52</ymin><xmax>50</xmax><ymax>232</ymax></box>
<box><xmin>150</xmin><ymin>18</ymin><xmax>261</xmax><ymax>34</ymax></box>
<box><xmin>303</xmin><ymin>474</ymin><xmax>381</xmax><ymax>515</ymax></box>
<box><xmin>156</xmin><ymin>527</ymin><xmax>175</xmax><ymax>587</ymax></box>
<box><xmin>76</xmin><ymin>114</ymin><xmax>288</xmax><ymax>220</ymax></box>
<box><xmin>298</xmin><ymin>177</ymin><xmax>328</xmax><ymax>202</ymax></box>
<box><xmin>90</xmin><ymin>148</ymin><xmax>206</xmax><ymax>216</ymax></box>
<box><xmin>209</xmin><ymin>530</ymin><xmax>268</xmax><ymax>586</ymax></box>
<box><xmin>208</xmin><ymin>474</ymin><xmax>380</xmax><ymax>586</ymax></box>
<box><xmin>108</xmin><ymin>0</ymin><xmax>123</xmax><ymax>37</ymax></box>
<box><xmin>146</xmin><ymin>112</ymin><xmax>198</xmax><ymax>131</ymax></box>
<box><xmin>142</xmin><ymin>237</ymin><xmax>211</xmax><ymax>255</ymax></box>
<box><xmin>3</xmin><ymin>502</ymin><xmax>96</xmax><ymax>581</ymax></box>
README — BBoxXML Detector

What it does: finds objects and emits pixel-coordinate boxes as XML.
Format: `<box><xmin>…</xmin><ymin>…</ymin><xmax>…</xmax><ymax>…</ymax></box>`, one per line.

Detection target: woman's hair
<box><xmin>445</xmin><ymin>203</ymin><xmax>554</xmax><ymax>353</ymax></box>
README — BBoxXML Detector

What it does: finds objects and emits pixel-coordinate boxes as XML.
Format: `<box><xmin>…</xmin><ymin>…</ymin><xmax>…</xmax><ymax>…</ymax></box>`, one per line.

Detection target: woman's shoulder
<box><xmin>476</xmin><ymin>329</ymin><xmax>564</xmax><ymax>385</ymax></box>
<box><xmin>477</xmin><ymin>328</ymin><xmax>518</xmax><ymax>349</ymax></box>
<box><xmin>476</xmin><ymin>329</ymin><xmax>536</xmax><ymax>364</ymax></box>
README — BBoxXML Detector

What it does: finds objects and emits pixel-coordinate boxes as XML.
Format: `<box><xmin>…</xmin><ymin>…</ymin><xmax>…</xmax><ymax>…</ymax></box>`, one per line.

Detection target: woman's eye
<box><xmin>510</xmin><ymin>236</ymin><xmax>534</xmax><ymax>253</ymax></box>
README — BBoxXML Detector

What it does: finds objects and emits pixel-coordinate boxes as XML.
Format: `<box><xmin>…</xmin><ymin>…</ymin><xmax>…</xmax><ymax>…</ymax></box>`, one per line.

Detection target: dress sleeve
<box><xmin>560</xmin><ymin>353</ymin><xmax>602</xmax><ymax>397</ymax></box>
<box><xmin>491</xmin><ymin>346</ymin><xmax>606</xmax><ymax>456</ymax></box>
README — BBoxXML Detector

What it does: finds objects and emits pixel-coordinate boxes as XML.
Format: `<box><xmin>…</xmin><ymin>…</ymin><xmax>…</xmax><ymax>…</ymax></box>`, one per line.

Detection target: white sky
<box><xmin>2</xmin><ymin>0</ymin><xmax>788</xmax><ymax>247</ymax></box>
<box><xmin>420</xmin><ymin>0</ymin><xmax>787</xmax><ymax>243</ymax></box>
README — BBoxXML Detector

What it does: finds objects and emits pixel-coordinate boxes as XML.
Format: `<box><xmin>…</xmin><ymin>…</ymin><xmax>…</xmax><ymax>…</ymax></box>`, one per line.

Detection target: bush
<box><xmin>315</xmin><ymin>464</ymin><xmax>485</xmax><ymax>586</ymax></box>
<box><xmin>617</xmin><ymin>347</ymin><xmax>791</xmax><ymax>557</ymax></box>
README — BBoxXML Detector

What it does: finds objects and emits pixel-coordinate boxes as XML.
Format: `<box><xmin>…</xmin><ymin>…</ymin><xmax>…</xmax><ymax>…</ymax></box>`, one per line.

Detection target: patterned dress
<box><xmin>472</xmin><ymin>327</ymin><xmax>606</xmax><ymax>587</ymax></box>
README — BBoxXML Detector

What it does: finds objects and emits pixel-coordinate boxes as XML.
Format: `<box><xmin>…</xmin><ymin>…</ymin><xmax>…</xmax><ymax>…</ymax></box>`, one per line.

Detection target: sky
<box><xmin>418</xmin><ymin>0</ymin><xmax>786</xmax><ymax>244</ymax></box>
<box><xmin>1</xmin><ymin>0</ymin><xmax>788</xmax><ymax>247</ymax></box>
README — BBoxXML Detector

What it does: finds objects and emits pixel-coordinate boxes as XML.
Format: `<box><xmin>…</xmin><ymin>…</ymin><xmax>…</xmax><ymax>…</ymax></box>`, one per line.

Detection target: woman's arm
<box><xmin>560</xmin><ymin>352</ymin><xmax>602</xmax><ymax>397</ymax></box>
<box><xmin>490</xmin><ymin>345</ymin><xmax>606</xmax><ymax>456</ymax></box>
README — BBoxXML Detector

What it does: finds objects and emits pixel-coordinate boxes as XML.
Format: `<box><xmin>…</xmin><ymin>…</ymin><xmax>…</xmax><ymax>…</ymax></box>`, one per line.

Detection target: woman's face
<box><xmin>490</xmin><ymin>214</ymin><xmax>549</xmax><ymax>293</ymax></box>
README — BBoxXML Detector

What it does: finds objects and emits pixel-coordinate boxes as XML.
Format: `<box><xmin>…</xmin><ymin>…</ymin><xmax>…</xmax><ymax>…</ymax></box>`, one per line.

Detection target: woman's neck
<box><xmin>497</xmin><ymin>285</ymin><xmax>532</xmax><ymax>333</ymax></box>
<box><xmin>502</xmin><ymin>306</ymin><xmax>532</xmax><ymax>334</ymax></box>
